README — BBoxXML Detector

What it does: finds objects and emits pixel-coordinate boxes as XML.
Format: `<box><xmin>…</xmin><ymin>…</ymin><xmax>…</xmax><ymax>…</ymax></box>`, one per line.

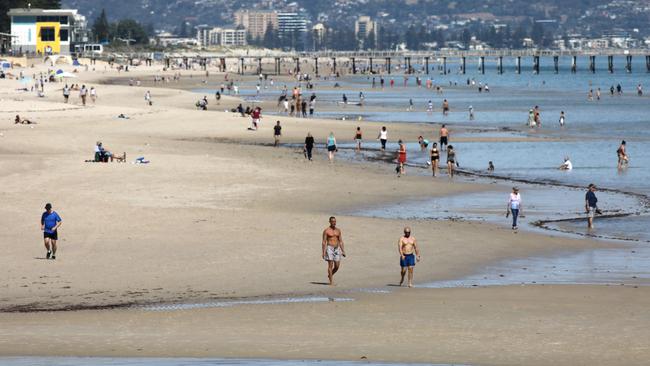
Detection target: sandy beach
<box><xmin>1</xmin><ymin>60</ymin><xmax>648</xmax><ymax>365</ymax></box>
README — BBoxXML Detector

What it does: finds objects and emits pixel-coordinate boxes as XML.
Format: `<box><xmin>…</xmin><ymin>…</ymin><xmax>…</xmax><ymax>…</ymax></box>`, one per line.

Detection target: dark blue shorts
<box><xmin>400</xmin><ymin>253</ymin><xmax>416</xmax><ymax>267</ymax></box>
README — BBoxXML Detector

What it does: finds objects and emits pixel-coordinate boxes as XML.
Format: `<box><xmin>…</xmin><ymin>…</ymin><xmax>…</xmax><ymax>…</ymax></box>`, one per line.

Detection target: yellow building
<box><xmin>8</xmin><ymin>8</ymin><xmax>87</xmax><ymax>55</ymax></box>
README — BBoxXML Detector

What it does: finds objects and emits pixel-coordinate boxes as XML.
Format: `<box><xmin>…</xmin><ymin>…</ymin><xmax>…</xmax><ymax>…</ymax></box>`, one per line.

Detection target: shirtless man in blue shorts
<box><xmin>398</xmin><ymin>227</ymin><xmax>420</xmax><ymax>287</ymax></box>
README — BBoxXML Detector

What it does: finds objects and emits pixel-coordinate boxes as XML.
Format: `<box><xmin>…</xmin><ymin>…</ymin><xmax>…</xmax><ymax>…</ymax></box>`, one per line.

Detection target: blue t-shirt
<box><xmin>41</xmin><ymin>211</ymin><xmax>62</xmax><ymax>234</ymax></box>
<box><xmin>585</xmin><ymin>191</ymin><xmax>598</xmax><ymax>208</ymax></box>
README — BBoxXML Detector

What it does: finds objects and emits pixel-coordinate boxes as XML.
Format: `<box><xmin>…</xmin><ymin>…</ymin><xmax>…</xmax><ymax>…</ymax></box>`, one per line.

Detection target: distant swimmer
<box><xmin>322</xmin><ymin>216</ymin><xmax>346</xmax><ymax>285</ymax></box>
<box><xmin>617</xmin><ymin>140</ymin><xmax>629</xmax><ymax>169</ymax></box>
<box><xmin>559</xmin><ymin>156</ymin><xmax>573</xmax><ymax>170</ymax></box>
<box><xmin>559</xmin><ymin>111</ymin><xmax>566</xmax><ymax>127</ymax></box>
<box><xmin>398</xmin><ymin>226</ymin><xmax>420</xmax><ymax>287</ymax></box>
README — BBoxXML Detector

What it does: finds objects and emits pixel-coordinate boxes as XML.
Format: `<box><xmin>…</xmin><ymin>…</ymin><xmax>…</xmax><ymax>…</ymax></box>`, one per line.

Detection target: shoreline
<box><xmin>1</xmin><ymin>63</ymin><xmax>649</xmax><ymax>365</ymax></box>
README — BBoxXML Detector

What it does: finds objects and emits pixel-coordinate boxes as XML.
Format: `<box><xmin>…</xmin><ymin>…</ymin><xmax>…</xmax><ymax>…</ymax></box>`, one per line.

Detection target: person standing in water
<box><xmin>397</xmin><ymin>140</ymin><xmax>407</xmax><ymax>176</ymax></box>
<box><xmin>585</xmin><ymin>184</ymin><xmax>599</xmax><ymax>229</ymax></box>
<box><xmin>378</xmin><ymin>126</ymin><xmax>388</xmax><ymax>151</ymax></box>
<box><xmin>442</xmin><ymin>99</ymin><xmax>449</xmax><ymax>116</ymax></box>
<box><xmin>446</xmin><ymin>145</ymin><xmax>456</xmax><ymax>177</ymax></box>
<box><xmin>327</xmin><ymin>132</ymin><xmax>337</xmax><ymax>162</ymax></box>
<box><xmin>439</xmin><ymin>124</ymin><xmax>449</xmax><ymax>151</ymax></box>
<box><xmin>354</xmin><ymin>127</ymin><xmax>363</xmax><ymax>152</ymax></box>
<box><xmin>469</xmin><ymin>105</ymin><xmax>474</xmax><ymax>120</ymax></box>
<box><xmin>617</xmin><ymin>140</ymin><xmax>629</xmax><ymax>168</ymax></box>
<box><xmin>41</xmin><ymin>203</ymin><xmax>62</xmax><ymax>260</ymax></box>
<box><xmin>398</xmin><ymin>226</ymin><xmax>420</xmax><ymax>287</ymax></box>
<box><xmin>559</xmin><ymin>111</ymin><xmax>565</xmax><ymax>127</ymax></box>
<box><xmin>430</xmin><ymin>142</ymin><xmax>440</xmax><ymax>177</ymax></box>
<box><xmin>506</xmin><ymin>187</ymin><xmax>522</xmax><ymax>230</ymax></box>
<box><xmin>322</xmin><ymin>216</ymin><xmax>346</xmax><ymax>285</ymax></box>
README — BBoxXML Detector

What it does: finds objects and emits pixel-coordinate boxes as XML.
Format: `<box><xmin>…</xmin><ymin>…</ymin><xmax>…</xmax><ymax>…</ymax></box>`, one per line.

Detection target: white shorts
<box><xmin>325</xmin><ymin>245</ymin><xmax>342</xmax><ymax>262</ymax></box>
<box><xmin>588</xmin><ymin>206</ymin><xmax>597</xmax><ymax>218</ymax></box>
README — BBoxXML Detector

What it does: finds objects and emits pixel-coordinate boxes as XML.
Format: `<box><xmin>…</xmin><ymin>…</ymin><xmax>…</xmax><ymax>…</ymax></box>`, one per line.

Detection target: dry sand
<box><xmin>0</xmin><ymin>62</ymin><xmax>648</xmax><ymax>365</ymax></box>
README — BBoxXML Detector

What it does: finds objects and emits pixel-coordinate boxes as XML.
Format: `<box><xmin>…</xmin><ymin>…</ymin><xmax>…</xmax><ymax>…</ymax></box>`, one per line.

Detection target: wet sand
<box><xmin>1</xmin><ymin>61</ymin><xmax>649</xmax><ymax>365</ymax></box>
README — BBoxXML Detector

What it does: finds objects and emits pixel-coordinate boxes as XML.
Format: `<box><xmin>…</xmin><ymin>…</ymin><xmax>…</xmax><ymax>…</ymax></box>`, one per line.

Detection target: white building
<box><xmin>234</xmin><ymin>10</ymin><xmax>278</xmax><ymax>39</ymax></box>
<box><xmin>277</xmin><ymin>12</ymin><xmax>307</xmax><ymax>38</ymax></box>
<box><xmin>354</xmin><ymin>16</ymin><xmax>377</xmax><ymax>48</ymax></box>
<box><xmin>8</xmin><ymin>7</ymin><xmax>87</xmax><ymax>55</ymax></box>
<box><xmin>209</xmin><ymin>27</ymin><xmax>247</xmax><ymax>47</ymax></box>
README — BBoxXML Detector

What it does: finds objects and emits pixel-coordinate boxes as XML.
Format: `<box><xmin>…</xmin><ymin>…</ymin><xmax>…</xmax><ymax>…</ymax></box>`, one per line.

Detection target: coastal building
<box><xmin>355</xmin><ymin>16</ymin><xmax>378</xmax><ymax>40</ymax></box>
<box><xmin>234</xmin><ymin>10</ymin><xmax>278</xmax><ymax>39</ymax></box>
<box><xmin>277</xmin><ymin>12</ymin><xmax>307</xmax><ymax>38</ymax></box>
<box><xmin>312</xmin><ymin>23</ymin><xmax>326</xmax><ymax>43</ymax></box>
<box><xmin>210</xmin><ymin>27</ymin><xmax>247</xmax><ymax>47</ymax></box>
<box><xmin>196</xmin><ymin>25</ymin><xmax>212</xmax><ymax>48</ymax></box>
<box><xmin>7</xmin><ymin>7</ymin><xmax>87</xmax><ymax>55</ymax></box>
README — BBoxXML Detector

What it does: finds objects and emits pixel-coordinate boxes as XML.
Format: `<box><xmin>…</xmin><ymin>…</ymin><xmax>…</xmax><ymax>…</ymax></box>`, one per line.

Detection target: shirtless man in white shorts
<box><xmin>322</xmin><ymin>216</ymin><xmax>346</xmax><ymax>285</ymax></box>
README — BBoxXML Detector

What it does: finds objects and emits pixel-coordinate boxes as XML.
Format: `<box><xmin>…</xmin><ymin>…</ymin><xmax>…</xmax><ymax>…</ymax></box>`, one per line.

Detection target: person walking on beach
<box><xmin>144</xmin><ymin>90</ymin><xmax>152</xmax><ymax>106</ymax></box>
<box><xmin>41</xmin><ymin>203</ymin><xmax>62</xmax><ymax>260</ymax></box>
<box><xmin>398</xmin><ymin>226</ymin><xmax>420</xmax><ymax>287</ymax></box>
<box><xmin>62</xmin><ymin>84</ymin><xmax>70</xmax><ymax>103</ymax></box>
<box><xmin>322</xmin><ymin>216</ymin><xmax>346</xmax><ymax>285</ymax></box>
<box><xmin>397</xmin><ymin>140</ymin><xmax>407</xmax><ymax>176</ymax></box>
<box><xmin>79</xmin><ymin>85</ymin><xmax>87</xmax><ymax>106</ymax></box>
<box><xmin>446</xmin><ymin>145</ymin><xmax>457</xmax><ymax>177</ymax></box>
<box><xmin>585</xmin><ymin>184</ymin><xmax>599</xmax><ymax>229</ymax></box>
<box><xmin>251</xmin><ymin>107</ymin><xmax>262</xmax><ymax>130</ymax></box>
<box><xmin>430</xmin><ymin>142</ymin><xmax>440</xmax><ymax>177</ymax></box>
<box><xmin>378</xmin><ymin>126</ymin><xmax>388</xmax><ymax>151</ymax></box>
<box><xmin>304</xmin><ymin>132</ymin><xmax>315</xmax><ymax>161</ymax></box>
<box><xmin>439</xmin><ymin>124</ymin><xmax>449</xmax><ymax>151</ymax></box>
<box><xmin>273</xmin><ymin>121</ymin><xmax>282</xmax><ymax>147</ymax></box>
<box><xmin>90</xmin><ymin>87</ymin><xmax>97</xmax><ymax>104</ymax></box>
<box><xmin>354</xmin><ymin>127</ymin><xmax>363</xmax><ymax>152</ymax></box>
<box><xmin>617</xmin><ymin>140</ymin><xmax>629</xmax><ymax>169</ymax></box>
<box><xmin>506</xmin><ymin>187</ymin><xmax>522</xmax><ymax>230</ymax></box>
<box><xmin>327</xmin><ymin>132</ymin><xmax>337</xmax><ymax>162</ymax></box>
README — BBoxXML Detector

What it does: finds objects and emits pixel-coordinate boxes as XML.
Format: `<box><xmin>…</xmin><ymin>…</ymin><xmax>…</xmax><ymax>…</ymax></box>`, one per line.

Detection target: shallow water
<box><xmin>136</xmin><ymin>296</ymin><xmax>353</xmax><ymax>312</ymax></box>
<box><xmin>0</xmin><ymin>358</ymin><xmax>466</xmax><ymax>366</ymax></box>
<box><xmin>421</xmin><ymin>243</ymin><xmax>650</xmax><ymax>288</ymax></box>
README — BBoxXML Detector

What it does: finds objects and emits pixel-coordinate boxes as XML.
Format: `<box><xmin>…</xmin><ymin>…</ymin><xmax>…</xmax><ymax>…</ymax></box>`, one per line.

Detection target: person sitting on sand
<box><xmin>559</xmin><ymin>156</ymin><xmax>573</xmax><ymax>171</ymax></box>
<box><xmin>14</xmin><ymin>114</ymin><xmax>36</xmax><ymax>124</ymax></box>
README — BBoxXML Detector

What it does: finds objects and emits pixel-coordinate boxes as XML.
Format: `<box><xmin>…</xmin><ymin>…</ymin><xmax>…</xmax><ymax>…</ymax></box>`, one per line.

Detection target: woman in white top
<box><xmin>507</xmin><ymin>187</ymin><xmax>522</xmax><ymax>230</ymax></box>
<box><xmin>378</xmin><ymin>126</ymin><xmax>388</xmax><ymax>151</ymax></box>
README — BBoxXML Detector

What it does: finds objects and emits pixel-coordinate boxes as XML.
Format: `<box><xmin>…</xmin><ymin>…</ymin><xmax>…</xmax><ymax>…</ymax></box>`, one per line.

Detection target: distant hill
<box><xmin>62</xmin><ymin>0</ymin><xmax>649</xmax><ymax>39</ymax></box>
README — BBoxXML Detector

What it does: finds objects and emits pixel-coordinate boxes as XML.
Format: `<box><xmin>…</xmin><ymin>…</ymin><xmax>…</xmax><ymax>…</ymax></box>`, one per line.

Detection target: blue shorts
<box><xmin>400</xmin><ymin>253</ymin><xmax>416</xmax><ymax>267</ymax></box>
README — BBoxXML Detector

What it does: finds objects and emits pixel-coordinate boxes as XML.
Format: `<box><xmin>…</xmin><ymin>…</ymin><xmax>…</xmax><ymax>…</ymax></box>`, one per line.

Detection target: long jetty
<box><xmin>106</xmin><ymin>48</ymin><xmax>650</xmax><ymax>75</ymax></box>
